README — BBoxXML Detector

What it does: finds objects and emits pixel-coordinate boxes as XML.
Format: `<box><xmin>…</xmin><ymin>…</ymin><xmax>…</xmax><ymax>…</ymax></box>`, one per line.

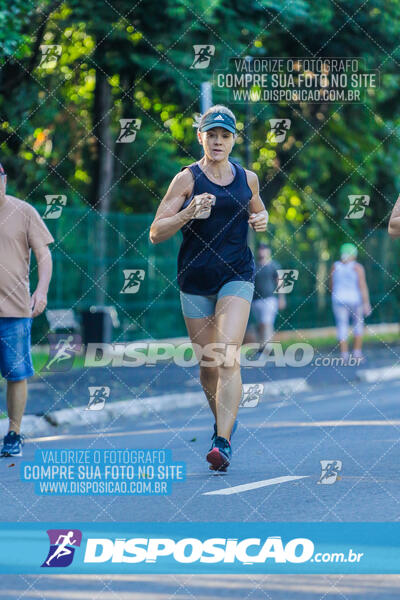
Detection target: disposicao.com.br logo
<box><xmin>82</xmin><ymin>536</ymin><xmax>363</xmax><ymax>565</ymax></box>
<box><xmin>42</xmin><ymin>529</ymin><xmax>82</xmax><ymax>567</ymax></box>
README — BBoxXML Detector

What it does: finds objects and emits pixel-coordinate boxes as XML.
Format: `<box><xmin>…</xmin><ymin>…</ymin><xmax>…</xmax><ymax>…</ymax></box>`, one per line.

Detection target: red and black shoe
<box><xmin>207</xmin><ymin>436</ymin><xmax>232</xmax><ymax>472</ymax></box>
<box><xmin>209</xmin><ymin>420</ymin><xmax>237</xmax><ymax>451</ymax></box>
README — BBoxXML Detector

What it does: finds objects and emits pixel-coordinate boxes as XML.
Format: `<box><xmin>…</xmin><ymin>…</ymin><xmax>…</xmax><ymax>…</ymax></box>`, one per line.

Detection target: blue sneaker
<box><xmin>1</xmin><ymin>431</ymin><xmax>24</xmax><ymax>457</ymax></box>
<box><xmin>207</xmin><ymin>436</ymin><xmax>232</xmax><ymax>471</ymax></box>
<box><xmin>210</xmin><ymin>419</ymin><xmax>237</xmax><ymax>450</ymax></box>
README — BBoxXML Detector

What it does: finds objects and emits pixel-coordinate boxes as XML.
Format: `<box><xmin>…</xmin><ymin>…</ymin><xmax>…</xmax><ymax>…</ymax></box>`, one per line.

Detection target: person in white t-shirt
<box><xmin>330</xmin><ymin>243</ymin><xmax>371</xmax><ymax>362</ymax></box>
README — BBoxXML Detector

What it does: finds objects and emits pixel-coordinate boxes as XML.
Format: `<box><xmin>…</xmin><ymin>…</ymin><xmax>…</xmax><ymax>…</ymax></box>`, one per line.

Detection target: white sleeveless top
<box><xmin>332</xmin><ymin>261</ymin><xmax>362</xmax><ymax>305</ymax></box>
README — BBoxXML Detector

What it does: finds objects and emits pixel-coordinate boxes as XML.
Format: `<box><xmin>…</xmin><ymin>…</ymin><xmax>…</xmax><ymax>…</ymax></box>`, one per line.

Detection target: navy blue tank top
<box><xmin>177</xmin><ymin>160</ymin><xmax>255</xmax><ymax>295</ymax></box>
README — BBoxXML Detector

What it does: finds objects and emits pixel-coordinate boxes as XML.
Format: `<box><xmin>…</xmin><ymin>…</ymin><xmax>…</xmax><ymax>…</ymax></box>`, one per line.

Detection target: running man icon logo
<box><xmin>39</xmin><ymin>45</ymin><xmax>62</xmax><ymax>68</ymax></box>
<box><xmin>190</xmin><ymin>45</ymin><xmax>215</xmax><ymax>69</ymax></box>
<box><xmin>317</xmin><ymin>460</ymin><xmax>342</xmax><ymax>485</ymax></box>
<box><xmin>116</xmin><ymin>119</ymin><xmax>142</xmax><ymax>143</ymax></box>
<box><xmin>274</xmin><ymin>269</ymin><xmax>299</xmax><ymax>294</ymax></box>
<box><xmin>120</xmin><ymin>269</ymin><xmax>145</xmax><ymax>294</ymax></box>
<box><xmin>267</xmin><ymin>119</ymin><xmax>291</xmax><ymax>143</ymax></box>
<box><xmin>42</xmin><ymin>334</ymin><xmax>82</xmax><ymax>372</ymax></box>
<box><xmin>240</xmin><ymin>383</ymin><xmax>264</xmax><ymax>408</ymax></box>
<box><xmin>345</xmin><ymin>195</ymin><xmax>370</xmax><ymax>219</ymax></box>
<box><xmin>43</xmin><ymin>195</ymin><xmax>67</xmax><ymax>219</ymax></box>
<box><xmin>42</xmin><ymin>529</ymin><xmax>82</xmax><ymax>568</ymax></box>
<box><xmin>86</xmin><ymin>386</ymin><xmax>110</xmax><ymax>411</ymax></box>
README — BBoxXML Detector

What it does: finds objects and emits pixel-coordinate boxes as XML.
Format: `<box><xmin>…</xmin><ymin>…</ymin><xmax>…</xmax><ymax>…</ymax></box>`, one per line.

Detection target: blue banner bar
<box><xmin>0</xmin><ymin>523</ymin><xmax>398</xmax><ymax>574</ymax></box>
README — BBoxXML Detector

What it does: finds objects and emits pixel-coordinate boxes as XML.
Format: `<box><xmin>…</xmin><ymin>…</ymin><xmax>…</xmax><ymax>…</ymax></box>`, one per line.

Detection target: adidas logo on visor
<box><xmin>214</xmin><ymin>115</ymin><xmax>224</xmax><ymax>120</ymax></box>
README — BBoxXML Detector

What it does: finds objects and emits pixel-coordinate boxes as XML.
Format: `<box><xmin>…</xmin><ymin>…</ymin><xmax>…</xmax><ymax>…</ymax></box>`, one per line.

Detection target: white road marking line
<box><xmin>304</xmin><ymin>389</ymin><xmax>354</xmax><ymax>402</ymax></box>
<box><xmin>264</xmin><ymin>378</ymin><xmax>311</xmax><ymax>396</ymax></box>
<box><xmin>256</xmin><ymin>420</ymin><xmax>400</xmax><ymax>428</ymax></box>
<box><xmin>203</xmin><ymin>475</ymin><xmax>309</xmax><ymax>496</ymax></box>
<box><xmin>357</xmin><ymin>365</ymin><xmax>400</xmax><ymax>383</ymax></box>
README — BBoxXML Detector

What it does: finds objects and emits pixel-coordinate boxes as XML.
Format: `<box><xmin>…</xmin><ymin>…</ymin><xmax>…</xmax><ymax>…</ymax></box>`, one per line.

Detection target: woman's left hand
<box><xmin>248</xmin><ymin>210</ymin><xmax>268</xmax><ymax>232</ymax></box>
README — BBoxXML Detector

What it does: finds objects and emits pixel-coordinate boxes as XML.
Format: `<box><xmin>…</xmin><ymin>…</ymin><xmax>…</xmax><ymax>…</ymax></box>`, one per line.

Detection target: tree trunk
<box><xmin>91</xmin><ymin>62</ymin><xmax>114</xmax><ymax>306</ymax></box>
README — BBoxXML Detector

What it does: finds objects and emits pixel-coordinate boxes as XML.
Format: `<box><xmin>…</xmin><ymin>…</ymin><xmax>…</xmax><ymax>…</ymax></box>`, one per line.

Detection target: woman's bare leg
<box><xmin>214</xmin><ymin>296</ymin><xmax>251</xmax><ymax>440</ymax></box>
<box><xmin>183</xmin><ymin>315</ymin><xmax>218</xmax><ymax>419</ymax></box>
<box><xmin>353</xmin><ymin>335</ymin><xmax>362</xmax><ymax>352</ymax></box>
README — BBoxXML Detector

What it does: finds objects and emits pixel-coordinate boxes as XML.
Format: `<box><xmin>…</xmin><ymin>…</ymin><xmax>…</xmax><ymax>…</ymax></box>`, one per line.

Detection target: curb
<box><xmin>0</xmin><ymin>392</ymin><xmax>206</xmax><ymax>438</ymax></box>
<box><xmin>1</xmin><ymin>366</ymin><xmax>397</xmax><ymax>439</ymax></box>
<box><xmin>0</xmin><ymin>414</ymin><xmax>54</xmax><ymax>439</ymax></box>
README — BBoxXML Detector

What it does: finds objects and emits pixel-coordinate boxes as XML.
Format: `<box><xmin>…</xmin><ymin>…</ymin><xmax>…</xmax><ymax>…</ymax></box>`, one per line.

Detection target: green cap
<box><xmin>200</xmin><ymin>112</ymin><xmax>236</xmax><ymax>134</ymax></box>
<box><xmin>340</xmin><ymin>243</ymin><xmax>358</xmax><ymax>259</ymax></box>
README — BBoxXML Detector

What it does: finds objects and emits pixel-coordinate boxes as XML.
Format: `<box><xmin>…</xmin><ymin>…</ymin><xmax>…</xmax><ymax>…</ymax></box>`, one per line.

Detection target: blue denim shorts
<box><xmin>180</xmin><ymin>280</ymin><xmax>255</xmax><ymax>319</ymax></box>
<box><xmin>0</xmin><ymin>318</ymin><xmax>34</xmax><ymax>381</ymax></box>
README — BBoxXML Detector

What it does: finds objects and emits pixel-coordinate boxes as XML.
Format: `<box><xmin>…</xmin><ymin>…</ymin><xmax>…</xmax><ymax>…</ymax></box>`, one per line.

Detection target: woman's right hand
<box><xmin>182</xmin><ymin>193</ymin><xmax>216</xmax><ymax>220</ymax></box>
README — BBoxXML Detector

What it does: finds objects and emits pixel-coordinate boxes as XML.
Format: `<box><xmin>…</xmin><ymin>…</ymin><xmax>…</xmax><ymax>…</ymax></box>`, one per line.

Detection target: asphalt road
<box><xmin>2</xmin><ymin>573</ymin><xmax>400</xmax><ymax>599</ymax></box>
<box><xmin>2</xmin><ymin>376</ymin><xmax>400</xmax><ymax>522</ymax></box>
<box><xmin>2</xmin><ymin>345</ymin><xmax>400</xmax><ymax>597</ymax></box>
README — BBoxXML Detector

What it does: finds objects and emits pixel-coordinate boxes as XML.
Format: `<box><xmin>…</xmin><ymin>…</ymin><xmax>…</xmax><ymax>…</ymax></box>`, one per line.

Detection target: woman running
<box><xmin>149</xmin><ymin>105</ymin><xmax>268</xmax><ymax>471</ymax></box>
<box><xmin>330</xmin><ymin>243</ymin><xmax>371</xmax><ymax>363</ymax></box>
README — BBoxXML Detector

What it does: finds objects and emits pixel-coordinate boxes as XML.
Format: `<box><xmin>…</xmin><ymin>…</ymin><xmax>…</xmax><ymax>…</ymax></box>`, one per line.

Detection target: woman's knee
<box><xmin>217</xmin><ymin>362</ymin><xmax>240</xmax><ymax>379</ymax></box>
<box><xmin>200</xmin><ymin>364</ymin><xmax>219</xmax><ymax>385</ymax></box>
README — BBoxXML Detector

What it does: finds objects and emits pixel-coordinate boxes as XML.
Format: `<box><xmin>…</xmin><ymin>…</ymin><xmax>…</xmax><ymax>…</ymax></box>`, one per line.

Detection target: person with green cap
<box><xmin>149</xmin><ymin>104</ymin><xmax>268</xmax><ymax>472</ymax></box>
<box><xmin>330</xmin><ymin>243</ymin><xmax>371</xmax><ymax>362</ymax></box>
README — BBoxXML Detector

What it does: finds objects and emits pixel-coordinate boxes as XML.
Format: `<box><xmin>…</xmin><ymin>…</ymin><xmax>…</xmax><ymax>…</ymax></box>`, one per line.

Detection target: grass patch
<box><xmin>278</xmin><ymin>332</ymin><xmax>399</xmax><ymax>352</ymax></box>
<box><xmin>31</xmin><ymin>352</ymin><xmax>85</xmax><ymax>373</ymax></box>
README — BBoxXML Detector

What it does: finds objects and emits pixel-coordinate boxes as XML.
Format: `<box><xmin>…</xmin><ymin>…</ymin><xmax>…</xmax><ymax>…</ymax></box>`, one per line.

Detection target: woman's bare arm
<box><xmin>149</xmin><ymin>169</ymin><xmax>216</xmax><ymax>244</ymax></box>
<box><xmin>388</xmin><ymin>195</ymin><xmax>400</xmax><ymax>239</ymax></box>
<box><xmin>245</xmin><ymin>170</ymin><xmax>268</xmax><ymax>232</ymax></box>
<box><xmin>355</xmin><ymin>262</ymin><xmax>372</xmax><ymax>315</ymax></box>
<box><xmin>149</xmin><ymin>169</ymin><xmax>194</xmax><ymax>244</ymax></box>
<box><xmin>329</xmin><ymin>264</ymin><xmax>335</xmax><ymax>293</ymax></box>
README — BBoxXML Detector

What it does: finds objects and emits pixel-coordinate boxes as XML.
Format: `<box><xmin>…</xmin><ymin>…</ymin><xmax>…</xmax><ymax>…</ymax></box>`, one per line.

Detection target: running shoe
<box><xmin>352</xmin><ymin>352</ymin><xmax>365</xmax><ymax>365</ymax></box>
<box><xmin>0</xmin><ymin>431</ymin><xmax>24</xmax><ymax>457</ymax></box>
<box><xmin>207</xmin><ymin>435</ymin><xmax>232</xmax><ymax>471</ymax></box>
<box><xmin>210</xmin><ymin>419</ymin><xmax>237</xmax><ymax>450</ymax></box>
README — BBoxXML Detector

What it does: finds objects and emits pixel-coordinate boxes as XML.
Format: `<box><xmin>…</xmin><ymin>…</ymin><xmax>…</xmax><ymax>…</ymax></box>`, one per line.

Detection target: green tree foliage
<box><xmin>0</xmin><ymin>0</ymin><xmax>399</xmax><ymax>259</ymax></box>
